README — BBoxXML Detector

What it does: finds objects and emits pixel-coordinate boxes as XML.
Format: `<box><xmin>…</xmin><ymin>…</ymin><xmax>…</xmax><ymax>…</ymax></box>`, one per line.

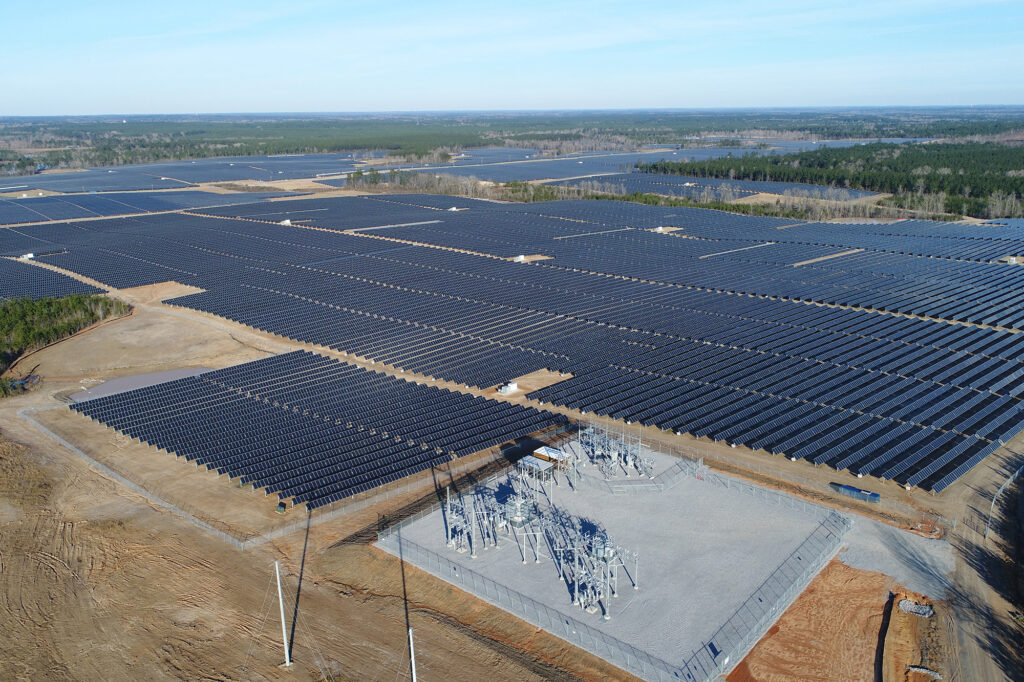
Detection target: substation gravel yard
<box><xmin>380</xmin><ymin>441</ymin><xmax>833</xmax><ymax>668</ymax></box>
<box><xmin>839</xmin><ymin>517</ymin><xmax>955</xmax><ymax>599</ymax></box>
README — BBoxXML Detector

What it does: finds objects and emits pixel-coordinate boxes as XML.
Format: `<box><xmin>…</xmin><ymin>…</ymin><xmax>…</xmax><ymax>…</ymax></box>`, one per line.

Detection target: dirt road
<box><xmin>0</xmin><ymin>300</ymin><xmax>630</xmax><ymax>681</ymax></box>
<box><xmin>2</xmin><ymin>275</ymin><xmax>1021</xmax><ymax>679</ymax></box>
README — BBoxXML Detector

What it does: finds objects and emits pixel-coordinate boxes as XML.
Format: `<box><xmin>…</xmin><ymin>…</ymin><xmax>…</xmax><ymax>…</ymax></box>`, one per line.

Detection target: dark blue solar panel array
<box><xmin>316</xmin><ymin>149</ymin><xmax>764</xmax><ymax>185</ymax></box>
<box><xmin>637</xmin><ymin>173</ymin><xmax>877</xmax><ymax>199</ymax></box>
<box><xmin>987</xmin><ymin>219</ymin><xmax>1024</xmax><ymax>229</ymax></box>
<box><xmin>2</xmin><ymin>141</ymin><xmax>924</xmax><ymax>195</ymax></box>
<box><xmin>525</xmin><ymin>232</ymin><xmax>1024</xmax><ymax>330</ymax></box>
<box><xmin>197</xmin><ymin>195</ymin><xmax>450</xmax><ymax>229</ymax></box>
<box><xmin>0</xmin><ymin>152</ymin><xmax>387</xmax><ymax>193</ymax></box>
<box><xmin>71</xmin><ymin>351</ymin><xmax>566</xmax><ymax>509</ymax></box>
<box><xmin>22</xmin><ymin>193</ymin><xmax>1024</xmax><ymax>493</ymax></box>
<box><xmin>0</xmin><ymin>173</ymin><xmax>190</xmax><ymax>193</ymax></box>
<box><xmin>3</xmin><ymin>147</ymin><xmax>604</xmax><ymax>194</ymax></box>
<box><xmin>164</xmin><ymin>238</ymin><xmax>1024</xmax><ymax>492</ymax></box>
<box><xmin>0</xmin><ymin>257</ymin><xmax>102</xmax><ymax>300</ymax></box>
<box><xmin>2</xmin><ymin>211</ymin><xmax>389</xmax><ymax>288</ymax></box>
<box><xmin>0</xmin><ymin>190</ymin><xmax>295</xmax><ymax>226</ymax></box>
<box><xmin>546</xmin><ymin>173</ymin><xmax>758</xmax><ymax>200</ymax></box>
<box><xmin>681</xmin><ymin>218</ymin><xmax>1024</xmax><ymax>263</ymax></box>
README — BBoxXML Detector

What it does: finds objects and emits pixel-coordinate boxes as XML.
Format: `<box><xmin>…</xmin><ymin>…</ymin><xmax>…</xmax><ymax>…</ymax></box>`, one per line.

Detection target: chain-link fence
<box><xmin>24</xmin><ymin>404</ymin><xmax>573</xmax><ymax>551</ymax></box>
<box><xmin>576</xmin><ymin>458</ymin><xmax>698</xmax><ymax>496</ymax></box>
<box><xmin>695</xmin><ymin>464</ymin><xmax>830</xmax><ymax>517</ymax></box>
<box><xmin>986</xmin><ymin>461</ymin><xmax>1024</xmax><ymax>539</ymax></box>
<box><xmin>244</xmin><ymin>443</ymin><xmax>523</xmax><ymax>549</ymax></box>
<box><xmin>20</xmin><ymin>406</ymin><xmax>252</xmax><ymax>550</ymax></box>
<box><xmin>378</xmin><ymin>461</ymin><xmax>852</xmax><ymax>682</ymax></box>
<box><xmin>676</xmin><ymin>510</ymin><xmax>851</xmax><ymax>678</ymax></box>
<box><xmin>377</xmin><ymin>531</ymin><xmax>688</xmax><ymax>681</ymax></box>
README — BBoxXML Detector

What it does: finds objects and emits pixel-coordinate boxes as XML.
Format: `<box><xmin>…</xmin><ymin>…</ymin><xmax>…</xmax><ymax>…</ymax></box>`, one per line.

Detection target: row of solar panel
<box><xmin>237</xmin><ymin>248</ymin><xmax>1024</xmax><ymax>402</ymax></box>
<box><xmin>680</xmin><ymin>218</ymin><xmax>1024</xmax><ymax>263</ymax></box>
<box><xmin>631</xmin><ymin>172</ymin><xmax>878</xmax><ymax>199</ymax></box>
<box><xmin>0</xmin><ymin>257</ymin><xmax>102</xmax><ymax>301</ymax></box>
<box><xmin>305</xmin><ymin>245</ymin><xmax>1024</xmax><ymax>366</ymax></box>
<box><xmin>156</xmin><ymin>249</ymin><xmax>1024</xmax><ymax>413</ymax></box>
<box><xmin>9</xmin><ymin>194</ymin><xmax>1024</xmax><ymax>494</ymax></box>
<box><xmin>377</xmin><ymin>245</ymin><xmax>1024</xmax><ymax>360</ymax></box>
<box><xmin>531</xmin><ymin>234</ymin><xmax>1024</xmax><ymax>330</ymax></box>
<box><xmin>72</xmin><ymin>351</ymin><xmax>566</xmax><ymax>508</ymax></box>
<box><xmin>149</xmin><ymin>258</ymin><xmax>1024</xmax><ymax>491</ymax></box>
<box><xmin>546</xmin><ymin>174</ymin><xmax>759</xmax><ymax>200</ymax></box>
<box><xmin>528</xmin><ymin>366</ymin><xmax>1018</xmax><ymax>492</ymax></box>
<box><xmin>0</xmin><ymin>191</ymin><xmax>293</xmax><ymax>226</ymax></box>
<box><xmin>323</xmin><ymin>203</ymin><xmax>1024</xmax><ymax>323</ymax></box>
<box><xmin>167</xmin><ymin>286</ymin><xmax>555</xmax><ymax>389</ymax></box>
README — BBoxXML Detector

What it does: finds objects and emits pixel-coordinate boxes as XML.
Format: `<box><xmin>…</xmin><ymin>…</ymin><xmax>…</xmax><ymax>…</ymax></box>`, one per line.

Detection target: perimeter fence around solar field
<box><xmin>377</xmin><ymin>453</ymin><xmax>852</xmax><ymax>682</ymax></box>
<box><xmin>27</xmin><ymin>400</ymin><xmax>852</xmax><ymax>679</ymax></box>
<box><xmin>633</xmin><ymin>424</ymin><xmax>962</xmax><ymax>531</ymax></box>
<box><xmin>20</xmin><ymin>405</ymin><xmax>572</xmax><ymax>551</ymax></box>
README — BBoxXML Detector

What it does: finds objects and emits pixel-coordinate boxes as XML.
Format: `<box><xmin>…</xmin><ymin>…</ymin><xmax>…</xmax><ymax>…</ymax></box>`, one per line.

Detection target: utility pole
<box><xmin>408</xmin><ymin>627</ymin><xmax>418</xmax><ymax>682</ymax></box>
<box><xmin>275</xmin><ymin>561</ymin><xmax>292</xmax><ymax>667</ymax></box>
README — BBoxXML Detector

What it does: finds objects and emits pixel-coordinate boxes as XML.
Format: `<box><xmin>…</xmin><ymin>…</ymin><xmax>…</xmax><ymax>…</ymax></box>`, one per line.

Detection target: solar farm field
<box><xmin>0</xmin><ymin>152</ymin><xmax>386</xmax><ymax>193</ymax></box>
<box><xmin>7</xmin><ymin>193</ymin><xmax>1024</xmax><ymax>502</ymax></box>
<box><xmin>0</xmin><ymin>190</ymin><xmax>296</xmax><ymax>226</ymax></box>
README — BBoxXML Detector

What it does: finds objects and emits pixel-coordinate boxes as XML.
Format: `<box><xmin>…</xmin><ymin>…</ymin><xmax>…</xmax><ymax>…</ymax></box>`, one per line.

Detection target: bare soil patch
<box><xmin>0</xmin><ymin>189</ymin><xmax>62</xmax><ymax>198</ymax></box>
<box><xmin>728</xmin><ymin>560</ymin><xmax>892</xmax><ymax>682</ymax></box>
<box><xmin>1</xmin><ymin>426</ymin><xmax>625</xmax><ymax>680</ymax></box>
<box><xmin>37</xmin><ymin>167</ymin><xmax>87</xmax><ymax>175</ymax></box>
<box><xmin>114</xmin><ymin>281</ymin><xmax>206</xmax><ymax>305</ymax></box>
<box><xmin>22</xmin><ymin>303</ymin><xmax>270</xmax><ymax>384</ymax></box>
<box><xmin>791</xmin><ymin>249</ymin><xmax>863</xmax><ymax>267</ymax></box>
<box><xmin>483</xmin><ymin>368</ymin><xmax>571</xmax><ymax>401</ymax></box>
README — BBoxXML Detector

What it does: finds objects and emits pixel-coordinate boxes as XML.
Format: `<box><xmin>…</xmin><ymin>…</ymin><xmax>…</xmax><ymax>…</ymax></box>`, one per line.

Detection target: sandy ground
<box><xmin>790</xmin><ymin>248</ymin><xmax>863</xmax><ymax>267</ymax></box>
<box><xmin>192</xmin><ymin>178</ymin><xmax>374</xmax><ymax>199</ymax></box>
<box><xmin>728</xmin><ymin>560</ymin><xmax>891</xmax><ymax>682</ymax></box>
<box><xmin>733</xmin><ymin>191</ymin><xmax>893</xmax><ymax>209</ymax></box>
<box><xmin>0</xmin><ymin>297</ymin><xmax>633</xmax><ymax>681</ymax></box>
<box><xmin>37</xmin><ymin>168</ymin><xmax>87</xmax><ymax>175</ymax></box>
<box><xmin>1</xmin><ymin>247</ymin><xmax>1018</xmax><ymax>679</ymax></box>
<box><xmin>0</xmin><ymin>429</ymin><xmax>633</xmax><ymax>681</ymax></box>
<box><xmin>727</xmin><ymin>561</ymin><xmax>951</xmax><ymax>682</ymax></box>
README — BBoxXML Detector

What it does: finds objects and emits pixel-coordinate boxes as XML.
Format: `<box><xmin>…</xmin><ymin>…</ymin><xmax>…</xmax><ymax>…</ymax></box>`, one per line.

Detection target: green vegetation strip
<box><xmin>641</xmin><ymin>142</ymin><xmax>1024</xmax><ymax>218</ymax></box>
<box><xmin>5</xmin><ymin>109</ymin><xmax>1023</xmax><ymax>175</ymax></box>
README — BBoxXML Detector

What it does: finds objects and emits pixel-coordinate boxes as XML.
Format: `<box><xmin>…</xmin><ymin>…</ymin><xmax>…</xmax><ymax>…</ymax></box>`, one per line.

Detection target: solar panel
<box><xmin>71</xmin><ymin>351</ymin><xmax>566</xmax><ymax>509</ymax></box>
<box><xmin>11</xmin><ymin>193</ymin><xmax>1022</xmax><ymax>493</ymax></box>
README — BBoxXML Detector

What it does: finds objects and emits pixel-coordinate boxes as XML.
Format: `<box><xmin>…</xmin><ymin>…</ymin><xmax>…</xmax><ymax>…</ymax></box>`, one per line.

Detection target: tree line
<box><xmin>4</xmin><ymin>109</ymin><xmax>1024</xmax><ymax>178</ymax></box>
<box><xmin>640</xmin><ymin>142</ymin><xmax>1024</xmax><ymax>218</ymax></box>
<box><xmin>1</xmin><ymin>295</ymin><xmax>130</xmax><ymax>396</ymax></box>
<box><xmin>343</xmin><ymin>170</ymin><xmax>922</xmax><ymax>222</ymax></box>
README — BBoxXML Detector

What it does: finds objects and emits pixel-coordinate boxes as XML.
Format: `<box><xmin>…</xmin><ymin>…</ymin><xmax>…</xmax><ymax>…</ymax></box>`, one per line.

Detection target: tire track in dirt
<box><xmin>320</xmin><ymin>576</ymin><xmax>584</xmax><ymax>682</ymax></box>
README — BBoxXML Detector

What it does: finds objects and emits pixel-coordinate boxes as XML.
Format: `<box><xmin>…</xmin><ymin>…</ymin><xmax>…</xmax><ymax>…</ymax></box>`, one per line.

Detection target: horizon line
<box><xmin>4</xmin><ymin>104</ymin><xmax>1024</xmax><ymax>119</ymax></box>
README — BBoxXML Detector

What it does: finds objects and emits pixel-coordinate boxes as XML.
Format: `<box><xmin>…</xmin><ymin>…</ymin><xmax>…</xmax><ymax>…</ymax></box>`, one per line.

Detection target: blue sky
<box><xmin>3</xmin><ymin>0</ymin><xmax>1022</xmax><ymax>114</ymax></box>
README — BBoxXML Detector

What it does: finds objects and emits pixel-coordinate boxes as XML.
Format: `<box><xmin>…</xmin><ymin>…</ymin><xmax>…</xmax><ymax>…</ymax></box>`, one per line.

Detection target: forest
<box><xmin>0</xmin><ymin>295</ymin><xmax>130</xmax><ymax>396</ymax></box>
<box><xmin>640</xmin><ymin>142</ymin><xmax>1024</xmax><ymax>218</ymax></box>
<box><xmin>3</xmin><ymin>107</ymin><xmax>1023</xmax><ymax>177</ymax></box>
